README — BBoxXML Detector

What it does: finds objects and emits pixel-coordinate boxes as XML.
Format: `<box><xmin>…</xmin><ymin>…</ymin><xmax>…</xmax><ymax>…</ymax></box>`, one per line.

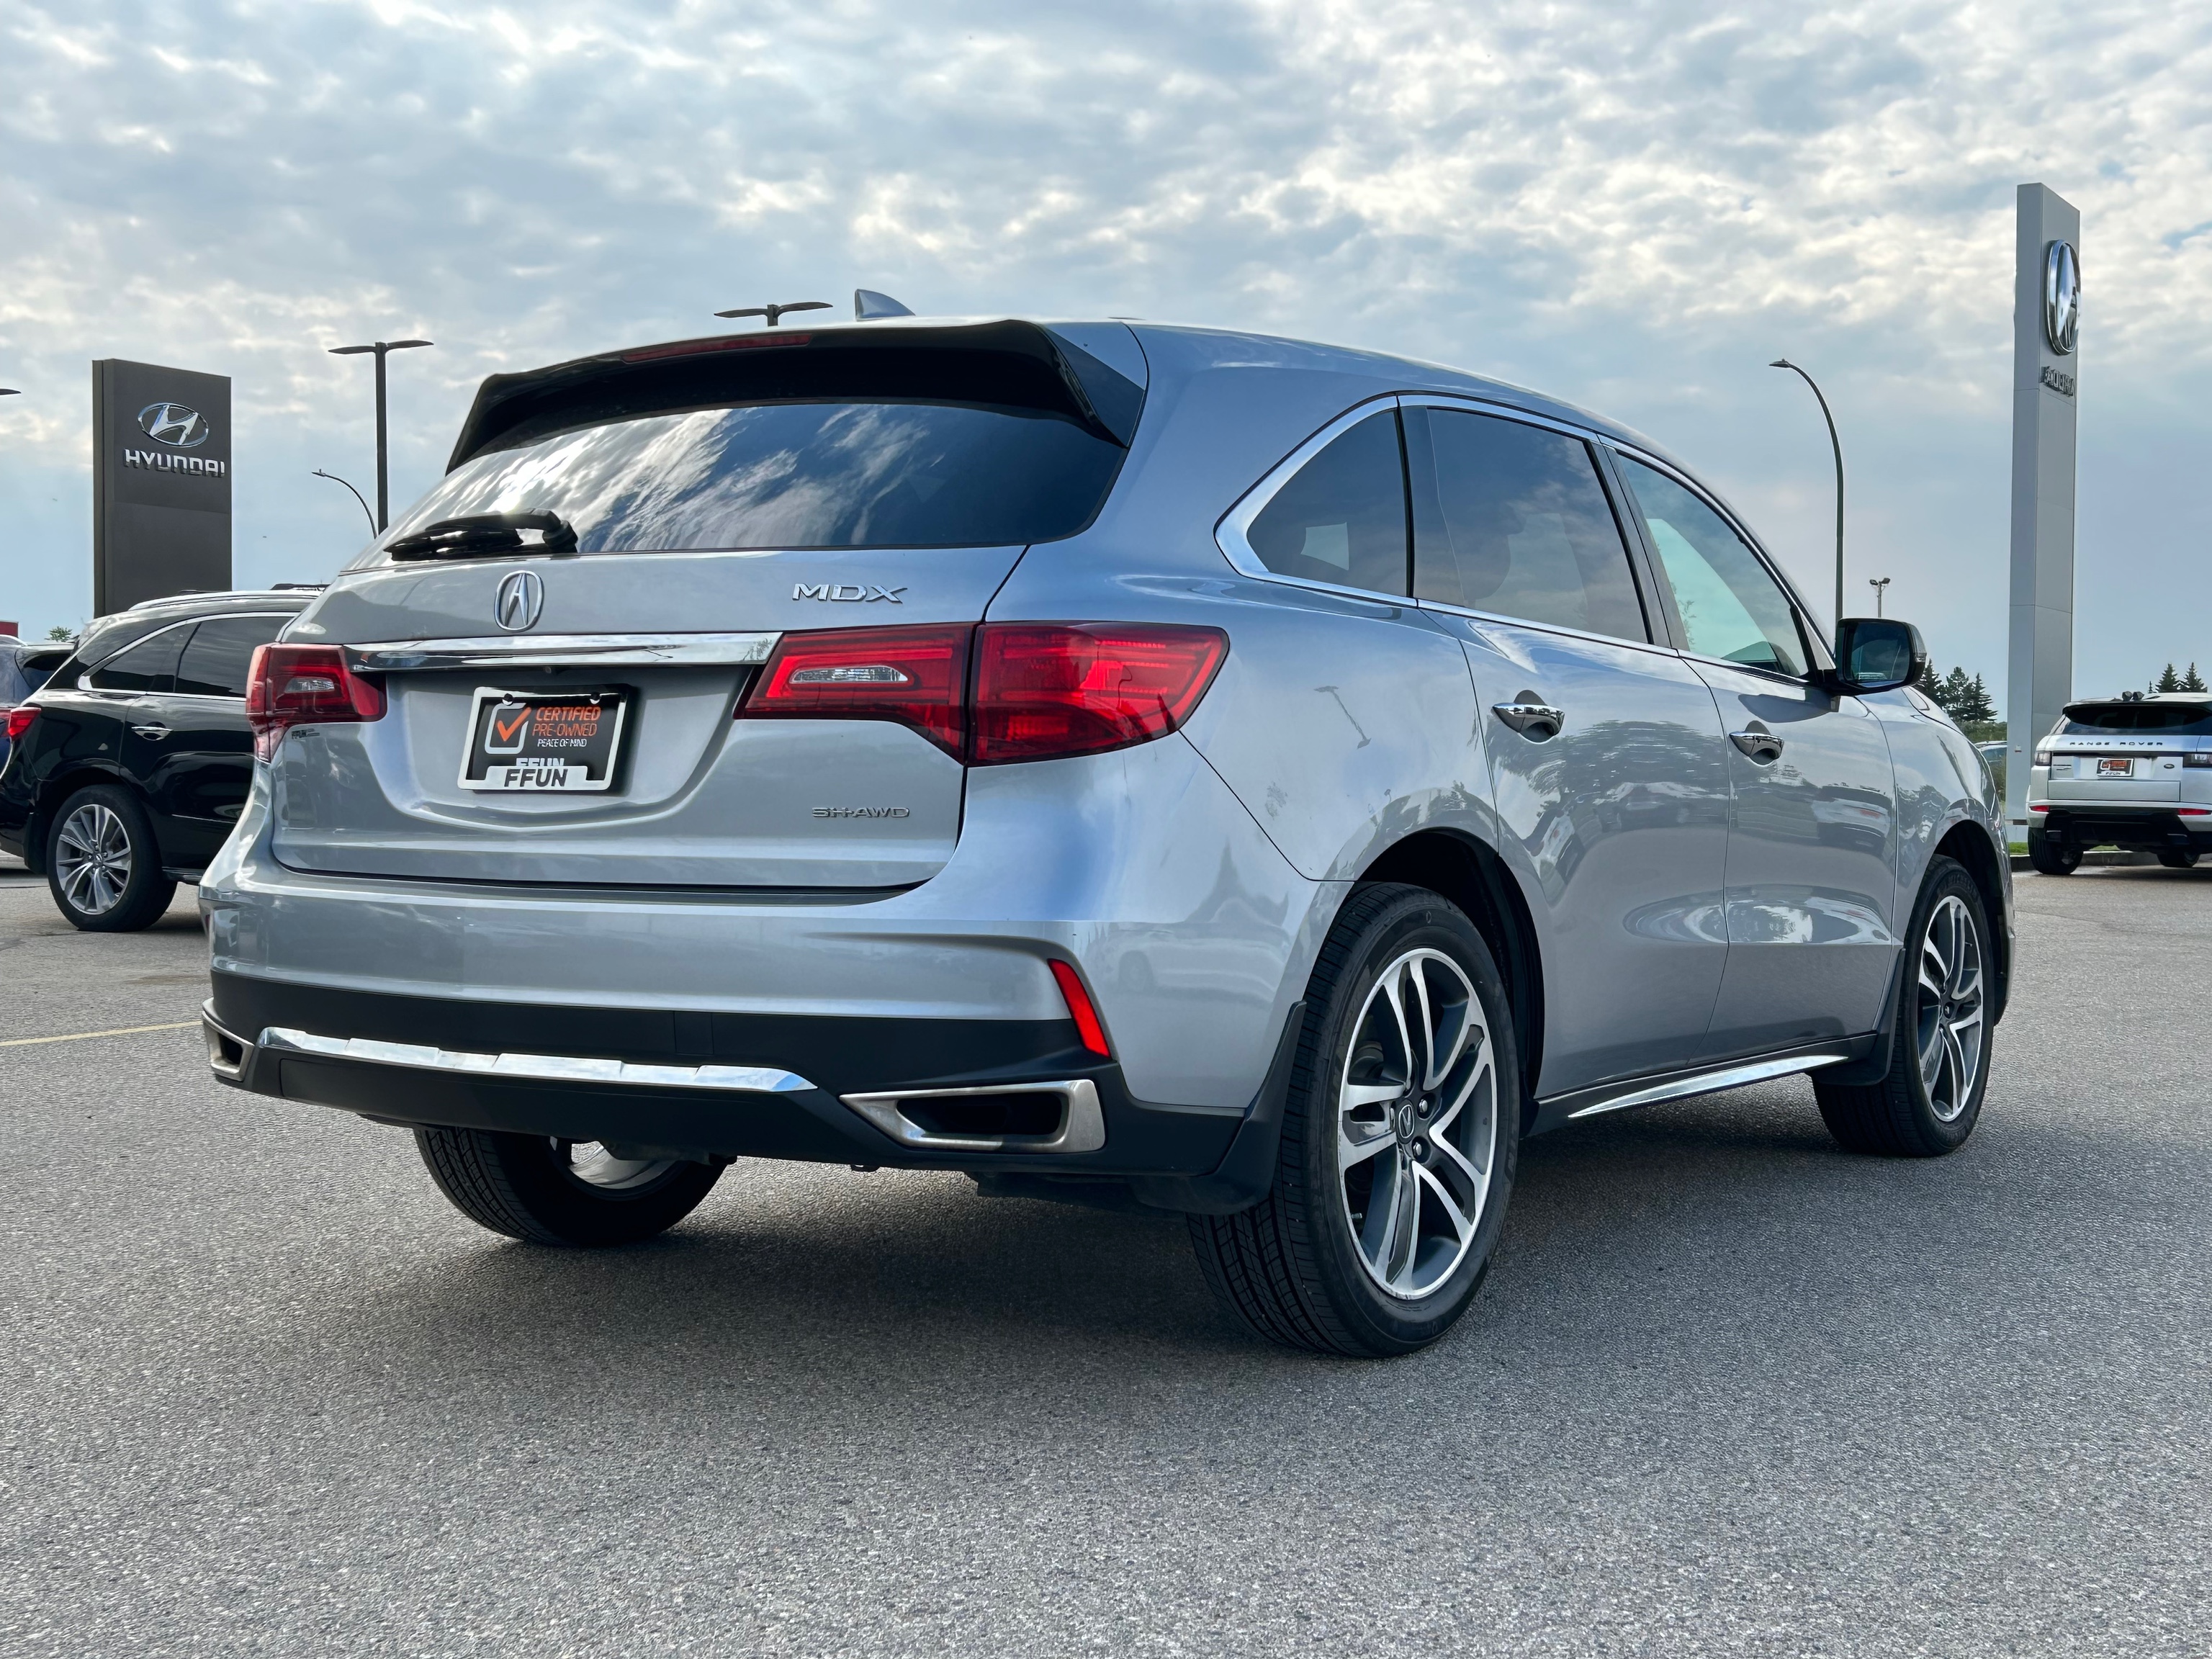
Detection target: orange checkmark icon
<box><xmin>493</xmin><ymin>710</ymin><xmax>530</xmax><ymax>744</ymax></box>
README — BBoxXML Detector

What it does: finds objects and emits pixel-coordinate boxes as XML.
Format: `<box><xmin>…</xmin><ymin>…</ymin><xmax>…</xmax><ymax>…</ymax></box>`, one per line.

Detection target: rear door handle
<box><xmin>1729</xmin><ymin>721</ymin><xmax>1784</xmax><ymax>763</ymax></box>
<box><xmin>1492</xmin><ymin>700</ymin><xmax>1565</xmax><ymax>741</ymax></box>
<box><xmin>130</xmin><ymin>722</ymin><xmax>171</xmax><ymax>740</ymax></box>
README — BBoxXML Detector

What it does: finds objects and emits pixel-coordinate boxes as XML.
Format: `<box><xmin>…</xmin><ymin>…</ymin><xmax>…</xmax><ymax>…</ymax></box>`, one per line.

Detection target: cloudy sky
<box><xmin>4</xmin><ymin>0</ymin><xmax>2209</xmax><ymax>697</ymax></box>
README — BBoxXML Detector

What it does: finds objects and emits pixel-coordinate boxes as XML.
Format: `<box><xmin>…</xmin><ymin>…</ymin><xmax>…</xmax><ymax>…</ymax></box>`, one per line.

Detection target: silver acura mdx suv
<box><xmin>202</xmin><ymin>313</ymin><xmax>2011</xmax><ymax>1356</ymax></box>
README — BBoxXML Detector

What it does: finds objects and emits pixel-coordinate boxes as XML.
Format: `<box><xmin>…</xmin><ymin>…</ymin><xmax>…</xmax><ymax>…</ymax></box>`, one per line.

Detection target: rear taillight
<box><xmin>2</xmin><ymin>706</ymin><xmax>32</xmax><ymax>742</ymax></box>
<box><xmin>739</xmin><ymin>621</ymin><xmax>1229</xmax><ymax>765</ymax></box>
<box><xmin>739</xmin><ymin>625</ymin><xmax>971</xmax><ymax>757</ymax></box>
<box><xmin>970</xmin><ymin>624</ymin><xmax>1227</xmax><ymax>765</ymax></box>
<box><xmin>246</xmin><ymin>644</ymin><xmax>386</xmax><ymax>762</ymax></box>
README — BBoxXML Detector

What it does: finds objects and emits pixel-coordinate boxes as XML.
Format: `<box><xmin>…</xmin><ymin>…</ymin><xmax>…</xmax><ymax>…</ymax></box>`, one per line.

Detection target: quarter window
<box><xmin>1243</xmin><ymin>410</ymin><xmax>1410</xmax><ymax>596</ymax></box>
<box><xmin>1619</xmin><ymin>458</ymin><xmax>1807</xmax><ymax>677</ymax></box>
<box><xmin>87</xmin><ymin>627</ymin><xmax>187</xmax><ymax>693</ymax></box>
<box><xmin>176</xmin><ymin>615</ymin><xmax>287</xmax><ymax>698</ymax></box>
<box><xmin>1409</xmin><ymin>408</ymin><xmax>1647</xmax><ymax>642</ymax></box>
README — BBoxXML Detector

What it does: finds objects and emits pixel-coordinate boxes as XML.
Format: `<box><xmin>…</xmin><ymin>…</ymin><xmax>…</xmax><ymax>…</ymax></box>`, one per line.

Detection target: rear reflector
<box><xmin>246</xmin><ymin>644</ymin><xmax>387</xmax><ymax>762</ymax></box>
<box><xmin>738</xmin><ymin>621</ymin><xmax>1228</xmax><ymax>767</ymax></box>
<box><xmin>1049</xmin><ymin>959</ymin><xmax>1112</xmax><ymax>1056</ymax></box>
<box><xmin>3</xmin><ymin>706</ymin><xmax>34</xmax><ymax>742</ymax></box>
<box><xmin>2181</xmin><ymin>808</ymin><xmax>2210</xmax><ymax>816</ymax></box>
<box><xmin>740</xmin><ymin>624</ymin><xmax>969</xmax><ymax>757</ymax></box>
<box><xmin>2028</xmin><ymin>804</ymin><xmax>2049</xmax><ymax>811</ymax></box>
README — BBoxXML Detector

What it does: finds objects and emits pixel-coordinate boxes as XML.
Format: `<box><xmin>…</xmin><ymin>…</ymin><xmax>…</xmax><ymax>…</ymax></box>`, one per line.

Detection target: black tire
<box><xmin>1814</xmin><ymin>855</ymin><xmax>1993</xmax><ymax>1157</ymax></box>
<box><xmin>414</xmin><ymin>1128</ymin><xmax>724</xmax><ymax>1246</ymax></box>
<box><xmin>1190</xmin><ymin>884</ymin><xmax>1521</xmax><ymax>1358</ymax></box>
<box><xmin>2026</xmin><ymin>829</ymin><xmax>2079</xmax><ymax>876</ymax></box>
<box><xmin>44</xmin><ymin>784</ymin><xmax>176</xmax><ymax>932</ymax></box>
<box><xmin>2158</xmin><ymin>850</ymin><xmax>2198</xmax><ymax>870</ymax></box>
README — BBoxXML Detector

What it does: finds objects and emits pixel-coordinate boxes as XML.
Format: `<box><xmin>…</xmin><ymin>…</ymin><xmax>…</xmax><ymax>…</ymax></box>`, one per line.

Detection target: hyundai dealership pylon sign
<box><xmin>91</xmin><ymin>359</ymin><xmax>233</xmax><ymax>614</ymax></box>
<box><xmin>2005</xmin><ymin>184</ymin><xmax>2080</xmax><ymax>837</ymax></box>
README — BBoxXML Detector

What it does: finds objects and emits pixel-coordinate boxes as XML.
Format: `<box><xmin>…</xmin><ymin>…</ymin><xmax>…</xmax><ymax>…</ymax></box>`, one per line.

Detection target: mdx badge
<box><xmin>793</xmin><ymin>583</ymin><xmax>905</xmax><ymax>603</ymax></box>
<box><xmin>495</xmin><ymin>569</ymin><xmax>546</xmax><ymax>631</ymax></box>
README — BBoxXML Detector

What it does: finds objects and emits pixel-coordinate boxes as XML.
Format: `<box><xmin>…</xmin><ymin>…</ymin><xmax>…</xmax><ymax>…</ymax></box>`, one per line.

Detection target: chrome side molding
<box><xmin>840</xmin><ymin>1079</ymin><xmax>1107</xmax><ymax>1154</ymax></box>
<box><xmin>345</xmin><ymin>632</ymin><xmax>779</xmax><ymax>673</ymax></box>
<box><xmin>1565</xmin><ymin>1051</ymin><xmax>1851</xmax><ymax>1120</ymax></box>
<box><xmin>256</xmin><ymin>1025</ymin><xmax>816</xmax><ymax>1094</ymax></box>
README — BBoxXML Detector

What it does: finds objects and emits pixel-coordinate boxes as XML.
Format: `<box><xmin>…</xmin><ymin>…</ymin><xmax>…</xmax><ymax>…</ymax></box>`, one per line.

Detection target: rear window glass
<box><xmin>88</xmin><ymin>626</ymin><xmax>187</xmax><ymax>693</ymax></box>
<box><xmin>373</xmin><ymin>401</ymin><xmax>1125</xmax><ymax>557</ymax></box>
<box><xmin>2063</xmin><ymin>702</ymin><xmax>2212</xmax><ymax>734</ymax></box>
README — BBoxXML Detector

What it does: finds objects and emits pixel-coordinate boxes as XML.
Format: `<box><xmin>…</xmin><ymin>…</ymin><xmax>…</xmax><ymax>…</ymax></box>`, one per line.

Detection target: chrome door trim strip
<box><xmin>257</xmin><ymin>1025</ymin><xmax>816</xmax><ymax>1094</ymax></box>
<box><xmin>840</xmin><ymin>1078</ymin><xmax>1107</xmax><ymax>1154</ymax></box>
<box><xmin>344</xmin><ymin>633</ymin><xmax>780</xmax><ymax>673</ymax></box>
<box><xmin>1563</xmin><ymin>1052</ymin><xmax>1851</xmax><ymax>1120</ymax></box>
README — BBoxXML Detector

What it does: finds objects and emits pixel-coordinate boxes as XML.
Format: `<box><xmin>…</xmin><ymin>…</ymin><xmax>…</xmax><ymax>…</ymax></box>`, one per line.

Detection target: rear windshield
<box><xmin>371</xmin><ymin>400</ymin><xmax>1125</xmax><ymax>558</ymax></box>
<box><xmin>2062</xmin><ymin>702</ymin><xmax>2212</xmax><ymax>735</ymax></box>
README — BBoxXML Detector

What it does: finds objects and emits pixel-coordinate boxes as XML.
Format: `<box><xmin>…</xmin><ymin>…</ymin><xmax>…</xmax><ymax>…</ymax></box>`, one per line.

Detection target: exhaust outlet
<box><xmin>840</xmin><ymin>1079</ymin><xmax>1105</xmax><ymax>1154</ymax></box>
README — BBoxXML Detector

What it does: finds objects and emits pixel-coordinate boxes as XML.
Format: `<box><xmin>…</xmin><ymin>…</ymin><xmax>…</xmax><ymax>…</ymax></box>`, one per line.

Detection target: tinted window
<box><xmin>1411</xmin><ymin>409</ymin><xmax>1646</xmax><ymax>641</ymax></box>
<box><xmin>1244</xmin><ymin>411</ymin><xmax>1409</xmax><ymax>595</ymax></box>
<box><xmin>88</xmin><ymin>626</ymin><xmax>187</xmax><ymax>693</ymax></box>
<box><xmin>176</xmin><ymin>614</ymin><xmax>287</xmax><ymax>698</ymax></box>
<box><xmin>378</xmin><ymin>402</ymin><xmax>1125</xmax><ymax>555</ymax></box>
<box><xmin>0</xmin><ymin>652</ymin><xmax>25</xmax><ymax>703</ymax></box>
<box><xmin>1621</xmin><ymin>458</ymin><xmax>1807</xmax><ymax>676</ymax></box>
<box><xmin>2063</xmin><ymin>703</ymin><xmax>2212</xmax><ymax>734</ymax></box>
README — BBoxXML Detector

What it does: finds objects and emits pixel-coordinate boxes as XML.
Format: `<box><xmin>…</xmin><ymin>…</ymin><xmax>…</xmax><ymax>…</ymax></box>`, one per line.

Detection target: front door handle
<box><xmin>130</xmin><ymin>722</ymin><xmax>171</xmax><ymax>740</ymax></box>
<box><xmin>1729</xmin><ymin>721</ymin><xmax>1784</xmax><ymax>763</ymax></box>
<box><xmin>1492</xmin><ymin>698</ymin><xmax>1565</xmax><ymax>741</ymax></box>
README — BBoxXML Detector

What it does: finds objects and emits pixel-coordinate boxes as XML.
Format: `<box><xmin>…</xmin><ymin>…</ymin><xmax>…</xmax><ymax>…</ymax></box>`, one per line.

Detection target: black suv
<box><xmin>0</xmin><ymin>591</ymin><xmax>309</xmax><ymax>930</ymax></box>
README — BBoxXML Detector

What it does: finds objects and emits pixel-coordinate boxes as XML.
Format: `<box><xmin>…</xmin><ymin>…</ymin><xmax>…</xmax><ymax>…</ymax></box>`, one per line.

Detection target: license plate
<box><xmin>2097</xmin><ymin>757</ymin><xmax>2134</xmax><ymax>778</ymax></box>
<box><xmin>459</xmin><ymin>688</ymin><xmax>629</xmax><ymax>792</ymax></box>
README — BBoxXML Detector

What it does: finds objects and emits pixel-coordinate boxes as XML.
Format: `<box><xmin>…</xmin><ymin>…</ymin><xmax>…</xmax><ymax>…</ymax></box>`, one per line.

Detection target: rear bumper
<box><xmin>2030</xmin><ymin>807</ymin><xmax>2212</xmax><ymax>850</ymax></box>
<box><xmin>204</xmin><ymin>973</ymin><xmax>1300</xmax><ymax>1213</ymax></box>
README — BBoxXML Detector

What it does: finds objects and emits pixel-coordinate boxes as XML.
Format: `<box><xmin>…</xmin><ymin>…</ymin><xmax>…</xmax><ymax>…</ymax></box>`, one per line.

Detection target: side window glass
<box><xmin>1619</xmin><ymin>458</ymin><xmax>1807</xmax><ymax>677</ymax></box>
<box><xmin>87</xmin><ymin>627</ymin><xmax>186</xmax><ymax>693</ymax></box>
<box><xmin>1244</xmin><ymin>410</ymin><xmax>1409</xmax><ymax>595</ymax></box>
<box><xmin>1411</xmin><ymin>409</ymin><xmax>1647</xmax><ymax>642</ymax></box>
<box><xmin>176</xmin><ymin>615</ymin><xmax>284</xmax><ymax>698</ymax></box>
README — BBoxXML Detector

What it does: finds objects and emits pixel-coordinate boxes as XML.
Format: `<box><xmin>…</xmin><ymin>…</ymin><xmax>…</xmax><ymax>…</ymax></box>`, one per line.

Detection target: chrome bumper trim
<box><xmin>840</xmin><ymin>1079</ymin><xmax>1106</xmax><ymax>1154</ymax></box>
<box><xmin>343</xmin><ymin>632</ymin><xmax>779</xmax><ymax>673</ymax></box>
<box><xmin>255</xmin><ymin>1024</ymin><xmax>816</xmax><ymax>1094</ymax></box>
<box><xmin>1566</xmin><ymin>1052</ymin><xmax>1850</xmax><ymax>1120</ymax></box>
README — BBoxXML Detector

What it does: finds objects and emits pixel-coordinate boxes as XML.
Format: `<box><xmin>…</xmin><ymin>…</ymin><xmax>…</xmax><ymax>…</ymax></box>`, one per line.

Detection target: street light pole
<box><xmin>1768</xmin><ymin>359</ymin><xmax>1845</xmax><ymax>632</ymax></box>
<box><xmin>329</xmin><ymin>339</ymin><xmax>433</xmax><ymax>530</ymax></box>
<box><xmin>1869</xmin><ymin>576</ymin><xmax>1891</xmax><ymax>617</ymax></box>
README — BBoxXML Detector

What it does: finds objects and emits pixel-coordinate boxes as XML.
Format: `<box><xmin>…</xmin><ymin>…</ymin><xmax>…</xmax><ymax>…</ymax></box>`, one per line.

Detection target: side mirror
<box><xmin>1828</xmin><ymin>617</ymin><xmax>1927</xmax><ymax>694</ymax></box>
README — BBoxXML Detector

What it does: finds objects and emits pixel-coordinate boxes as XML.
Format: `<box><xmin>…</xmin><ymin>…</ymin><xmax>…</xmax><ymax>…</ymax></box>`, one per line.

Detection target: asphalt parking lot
<box><xmin>2</xmin><ymin>863</ymin><xmax>2207</xmax><ymax>1657</ymax></box>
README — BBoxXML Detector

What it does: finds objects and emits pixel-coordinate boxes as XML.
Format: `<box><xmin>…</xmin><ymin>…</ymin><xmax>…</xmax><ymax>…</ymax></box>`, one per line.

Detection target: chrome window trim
<box><xmin>345</xmin><ymin>632</ymin><xmax>781</xmax><ymax>673</ymax></box>
<box><xmin>76</xmin><ymin>611</ymin><xmax>294</xmax><ymax>693</ymax></box>
<box><xmin>1397</xmin><ymin>392</ymin><xmax>1675</xmax><ymax>657</ymax></box>
<box><xmin>1604</xmin><ymin>441</ymin><xmax>1832</xmax><ymax>662</ymax></box>
<box><xmin>1213</xmin><ymin>395</ymin><xmax>1411</xmax><ymax>605</ymax></box>
<box><xmin>256</xmin><ymin>1025</ymin><xmax>817</xmax><ymax>1094</ymax></box>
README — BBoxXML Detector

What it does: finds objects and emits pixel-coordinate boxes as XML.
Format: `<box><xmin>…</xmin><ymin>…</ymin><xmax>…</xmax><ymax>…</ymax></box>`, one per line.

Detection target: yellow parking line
<box><xmin>0</xmin><ymin>1020</ymin><xmax>198</xmax><ymax>1048</ymax></box>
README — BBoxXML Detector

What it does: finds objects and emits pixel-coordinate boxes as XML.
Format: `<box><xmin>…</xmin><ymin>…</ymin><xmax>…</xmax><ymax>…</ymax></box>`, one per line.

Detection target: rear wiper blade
<box><xmin>387</xmin><ymin>510</ymin><xmax>579</xmax><ymax>562</ymax></box>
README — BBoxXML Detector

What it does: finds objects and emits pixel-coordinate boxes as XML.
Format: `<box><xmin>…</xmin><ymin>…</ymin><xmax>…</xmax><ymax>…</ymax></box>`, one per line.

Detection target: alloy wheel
<box><xmin>1336</xmin><ymin>948</ymin><xmax>1497</xmax><ymax>1300</ymax></box>
<box><xmin>54</xmin><ymin>802</ymin><xmax>132</xmax><ymax>917</ymax></box>
<box><xmin>555</xmin><ymin>1140</ymin><xmax>683</xmax><ymax>1192</ymax></box>
<box><xmin>1915</xmin><ymin>894</ymin><xmax>1986</xmax><ymax>1123</ymax></box>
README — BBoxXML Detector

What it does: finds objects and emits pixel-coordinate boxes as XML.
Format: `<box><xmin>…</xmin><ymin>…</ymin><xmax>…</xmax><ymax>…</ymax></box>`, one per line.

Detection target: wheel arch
<box><xmin>1933</xmin><ymin>819</ymin><xmax>2010</xmax><ymax>1025</ymax></box>
<box><xmin>22</xmin><ymin>763</ymin><xmax>136</xmax><ymax>876</ymax></box>
<box><xmin>1354</xmin><ymin>827</ymin><xmax>1546</xmax><ymax>1125</ymax></box>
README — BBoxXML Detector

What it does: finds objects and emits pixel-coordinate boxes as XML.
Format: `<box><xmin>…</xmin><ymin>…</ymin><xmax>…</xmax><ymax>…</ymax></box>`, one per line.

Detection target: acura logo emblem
<box><xmin>495</xmin><ymin>570</ymin><xmax>545</xmax><ymax>632</ymax></box>
<box><xmin>136</xmin><ymin>402</ymin><xmax>210</xmax><ymax>449</ymax></box>
<box><xmin>2044</xmin><ymin>240</ymin><xmax>2080</xmax><ymax>357</ymax></box>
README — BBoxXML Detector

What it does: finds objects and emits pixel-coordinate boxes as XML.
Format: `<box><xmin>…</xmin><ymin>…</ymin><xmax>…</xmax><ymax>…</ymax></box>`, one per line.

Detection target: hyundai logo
<box><xmin>495</xmin><ymin>569</ymin><xmax>545</xmax><ymax>632</ymax></box>
<box><xmin>137</xmin><ymin>402</ymin><xmax>210</xmax><ymax>449</ymax></box>
<box><xmin>2044</xmin><ymin>240</ymin><xmax>2080</xmax><ymax>357</ymax></box>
